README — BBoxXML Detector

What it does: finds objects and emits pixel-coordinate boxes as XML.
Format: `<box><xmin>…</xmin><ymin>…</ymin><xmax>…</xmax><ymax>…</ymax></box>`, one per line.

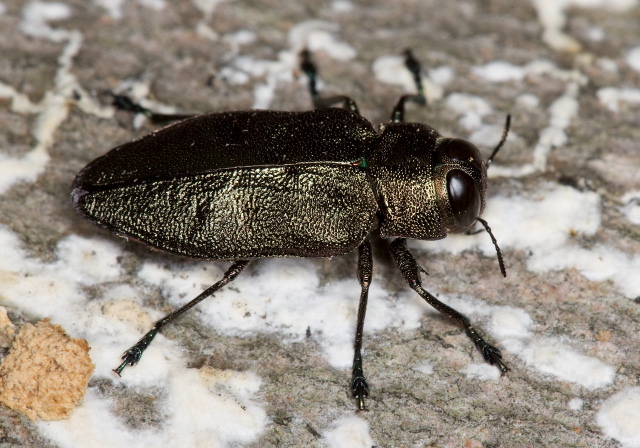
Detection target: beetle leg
<box><xmin>389</xmin><ymin>238</ymin><xmax>508</xmax><ymax>374</ymax></box>
<box><xmin>390</xmin><ymin>49</ymin><xmax>427</xmax><ymax>123</ymax></box>
<box><xmin>113</xmin><ymin>259</ymin><xmax>251</xmax><ymax>375</ymax></box>
<box><xmin>108</xmin><ymin>91</ymin><xmax>193</xmax><ymax>124</ymax></box>
<box><xmin>300</xmin><ymin>49</ymin><xmax>360</xmax><ymax>114</ymax></box>
<box><xmin>352</xmin><ymin>236</ymin><xmax>373</xmax><ymax>410</ymax></box>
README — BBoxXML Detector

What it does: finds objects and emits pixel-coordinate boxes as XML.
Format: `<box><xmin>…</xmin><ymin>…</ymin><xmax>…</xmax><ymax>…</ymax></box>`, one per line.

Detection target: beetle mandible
<box><xmin>72</xmin><ymin>49</ymin><xmax>510</xmax><ymax>410</ymax></box>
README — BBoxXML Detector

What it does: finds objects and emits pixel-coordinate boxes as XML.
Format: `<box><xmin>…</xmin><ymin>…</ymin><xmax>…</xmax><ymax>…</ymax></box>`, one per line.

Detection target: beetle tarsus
<box><xmin>109</xmin><ymin>92</ymin><xmax>152</xmax><ymax>117</ymax></box>
<box><xmin>391</xmin><ymin>49</ymin><xmax>427</xmax><ymax>122</ymax></box>
<box><xmin>109</xmin><ymin>91</ymin><xmax>193</xmax><ymax>124</ymax></box>
<box><xmin>300</xmin><ymin>49</ymin><xmax>360</xmax><ymax>114</ymax></box>
<box><xmin>113</xmin><ymin>327</ymin><xmax>159</xmax><ymax>375</ymax></box>
<box><xmin>113</xmin><ymin>349</ymin><xmax>141</xmax><ymax>376</ymax></box>
<box><xmin>390</xmin><ymin>238</ymin><xmax>508</xmax><ymax>373</ymax></box>
<box><xmin>352</xmin><ymin>349</ymin><xmax>369</xmax><ymax>410</ymax></box>
<box><xmin>110</xmin><ymin>261</ymin><xmax>250</xmax><ymax>375</ymax></box>
<box><xmin>352</xmin><ymin>376</ymin><xmax>369</xmax><ymax>411</ymax></box>
<box><xmin>403</xmin><ymin>49</ymin><xmax>425</xmax><ymax>100</ymax></box>
<box><xmin>465</xmin><ymin>326</ymin><xmax>509</xmax><ymax>373</ymax></box>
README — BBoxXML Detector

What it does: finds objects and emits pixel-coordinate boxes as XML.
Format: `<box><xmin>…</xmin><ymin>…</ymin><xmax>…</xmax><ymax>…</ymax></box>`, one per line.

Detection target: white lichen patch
<box><xmin>597</xmin><ymin>388</ymin><xmax>640</xmax><ymax>447</ymax></box>
<box><xmin>323</xmin><ymin>416</ymin><xmax>374</xmax><ymax>448</ymax></box>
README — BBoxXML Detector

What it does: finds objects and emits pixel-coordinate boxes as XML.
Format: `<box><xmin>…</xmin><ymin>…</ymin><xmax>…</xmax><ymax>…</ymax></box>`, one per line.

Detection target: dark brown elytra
<box><xmin>72</xmin><ymin>49</ymin><xmax>510</xmax><ymax>410</ymax></box>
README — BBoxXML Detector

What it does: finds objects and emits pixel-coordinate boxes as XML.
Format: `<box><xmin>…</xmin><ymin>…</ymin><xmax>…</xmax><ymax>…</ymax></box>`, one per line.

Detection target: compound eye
<box><xmin>446</xmin><ymin>169</ymin><xmax>481</xmax><ymax>229</ymax></box>
<box><xmin>445</xmin><ymin>138</ymin><xmax>482</xmax><ymax>164</ymax></box>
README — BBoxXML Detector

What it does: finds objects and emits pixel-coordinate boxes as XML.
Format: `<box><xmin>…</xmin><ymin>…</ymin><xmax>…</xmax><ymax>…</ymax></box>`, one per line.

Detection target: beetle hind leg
<box><xmin>465</xmin><ymin>327</ymin><xmax>508</xmax><ymax>373</ymax></box>
<box><xmin>351</xmin><ymin>236</ymin><xmax>373</xmax><ymax>410</ymax></box>
<box><xmin>389</xmin><ymin>238</ymin><xmax>508</xmax><ymax>374</ymax></box>
<box><xmin>300</xmin><ymin>49</ymin><xmax>360</xmax><ymax>114</ymax></box>
<box><xmin>108</xmin><ymin>91</ymin><xmax>193</xmax><ymax>124</ymax></box>
<box><xmin>113</xmin><ymin>260</ymin><xmax>251</xmax><ymax>375</ymax></box>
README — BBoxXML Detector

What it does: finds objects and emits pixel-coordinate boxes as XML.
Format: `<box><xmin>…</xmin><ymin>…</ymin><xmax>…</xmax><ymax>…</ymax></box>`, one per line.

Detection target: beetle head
<box><xmin>433</xmin><ymin>137</ymin><xmax>487</xmax><ymax>234</ymax></box>
<box><xmin>435</xmin><ymin>115</ymin><xmax>511</xmax><ymax>279</ymax></box>
<box><xmin>370</xmin><ymin>118</ymin><xmax>508</xmax><ymax>261</ymax></box>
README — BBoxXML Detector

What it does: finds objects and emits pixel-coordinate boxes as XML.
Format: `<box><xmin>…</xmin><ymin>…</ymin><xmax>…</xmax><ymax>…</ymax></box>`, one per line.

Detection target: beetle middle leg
<box><xmin>389</xmin><ymin>238</ymin><xmax>508</xmax><ymax>373</ymax></box>
<box><xmin>352</xmin><ymin>236</ymin><xmax>373</xmax><ymax>410</ymax></box>
<box><xmin>300</xmin><ymin>49</ymin><xmax>360</xmax><ymax>114</ymax></box>
<box><xmin>113</xmin><ymin>259</ymin><xmax>251</xmax><ymax>375</ymax></box>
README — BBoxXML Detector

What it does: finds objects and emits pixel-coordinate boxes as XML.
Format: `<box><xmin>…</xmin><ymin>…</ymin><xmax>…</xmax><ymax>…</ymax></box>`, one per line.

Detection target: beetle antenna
<box><xmin>476</xmin><ymin>217</ymin><xmax>506</xmax><ymax>277</ymax></box>
<box><xmin>486</xmin><ymin>115</ymin><xmax>511</xmax><ymax>167</ymax></box>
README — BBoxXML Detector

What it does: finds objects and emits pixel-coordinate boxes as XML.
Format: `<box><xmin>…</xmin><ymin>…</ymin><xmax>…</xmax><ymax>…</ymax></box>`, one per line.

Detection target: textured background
<box><xmin>1</xmin><ymin>0</ymin><xmax>640</xmax><ymax>447</ymax></box>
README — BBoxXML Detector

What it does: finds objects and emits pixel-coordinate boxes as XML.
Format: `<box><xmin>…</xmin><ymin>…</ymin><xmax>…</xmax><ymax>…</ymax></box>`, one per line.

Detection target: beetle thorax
<box><xmin>368</xmin><ymin>123</ymin><xmax>445</xmax><ymax>241</ymax></box>
<box><xmin>368</xmin><ymin>123</ymin><xmax>487</xmax><ymax>241</ymax></box>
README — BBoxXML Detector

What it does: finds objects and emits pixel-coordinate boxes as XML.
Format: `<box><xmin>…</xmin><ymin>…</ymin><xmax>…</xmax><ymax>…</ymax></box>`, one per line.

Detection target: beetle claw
<box><xmin>112</xmin><ymin>328</ymin><xmax>159</xmax><ymax>376</ymax></box>
<box><xmin>352</xmin><ymin>376</ymin><xmax>370</xmax><ymax>411</ymax></box>
<box><xmin>465</xmin><ymin>326</ymin><xmax>509</xmax><ymax>374</ymax></box>
<box><xmin>480</xmin><ymin>342</ymin><xmax>509</xmax><ymax>374</ymax></box>
<box><xmin>113</xmin><ymin>348</ymin><xmax>142</xmax><ymax>376</ymax></box>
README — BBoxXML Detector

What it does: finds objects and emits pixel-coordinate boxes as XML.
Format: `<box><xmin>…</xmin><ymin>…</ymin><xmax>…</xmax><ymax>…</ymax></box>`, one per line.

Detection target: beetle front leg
<box><xmin>352</xmin><ymin>236</ymin><xmax>373</xmax><ymax>410</ymax></box>
<box><xmin>114</xmin><ymin>259</ymin><xmax>251</xmax><ymax>375</ymax></box>
<box><xmin>390</xmin><ymin>49</ymin><xmax>426</xmax><ymax>123</ymax></box>
<box><xmin>300</xmin><ymin>49</ymin><xmax>360</xmax><ymax>114</ymax></box>
<box><xmin>389</xmin><ymin>238</ymin><xmax>508</xmax><ymax>373</ymax></box>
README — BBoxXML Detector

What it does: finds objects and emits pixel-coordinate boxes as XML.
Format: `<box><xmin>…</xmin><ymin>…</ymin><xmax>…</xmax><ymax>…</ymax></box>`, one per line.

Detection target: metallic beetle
<box><xmin>72</xmin><ymin>50</ymin><xmax>509</xmax><ymax>409</ymax></box>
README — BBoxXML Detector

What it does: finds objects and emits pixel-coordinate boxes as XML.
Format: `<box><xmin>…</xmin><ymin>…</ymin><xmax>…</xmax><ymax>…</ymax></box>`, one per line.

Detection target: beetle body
<box><xmin>72</xmin><ymin>50</ymin><xmax>508</xmax><ymax>410</ymax></box>
<box><xmin>73</xmin><ymin>108</ymin><xmax>486</xmax><ymax>259</ymax></box>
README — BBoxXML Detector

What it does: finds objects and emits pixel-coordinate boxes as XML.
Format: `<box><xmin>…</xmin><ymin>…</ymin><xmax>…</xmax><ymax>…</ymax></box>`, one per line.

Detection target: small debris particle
<box><xmin>595</xmin><ymin>330</ymin><xmax>612</xmax><ymax>343</ymax></box>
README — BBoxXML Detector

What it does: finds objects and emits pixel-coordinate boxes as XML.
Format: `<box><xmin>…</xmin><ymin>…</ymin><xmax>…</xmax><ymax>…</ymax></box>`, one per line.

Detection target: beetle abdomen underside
<box><xmin>74</xmin><ymin>164</ymin><xmax>377</xmax><ymax>259</ymax></box>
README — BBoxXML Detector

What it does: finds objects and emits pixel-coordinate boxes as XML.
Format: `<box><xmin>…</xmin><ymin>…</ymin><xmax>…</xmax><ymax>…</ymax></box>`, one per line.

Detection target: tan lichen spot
<box><xmin>595</xmin><ymin>330</ymin><xmax>613</xmax><ymax>343</ymax></box>
<box><xmin>101</xmin><ymin>299</ymin><xmax>153</xmax><ymax>334</ymax></box>
<box><xmin>0</xmin><ymin>319</ymin><xmax>95</xmax><ymax>420</ymax></box>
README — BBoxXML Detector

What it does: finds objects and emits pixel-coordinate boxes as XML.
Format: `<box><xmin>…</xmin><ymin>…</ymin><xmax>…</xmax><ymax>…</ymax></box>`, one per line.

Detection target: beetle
<box><xmin>72</xmin><ymin>49</ymin><xmax>509</xmax><ymax>410</ymax></box>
